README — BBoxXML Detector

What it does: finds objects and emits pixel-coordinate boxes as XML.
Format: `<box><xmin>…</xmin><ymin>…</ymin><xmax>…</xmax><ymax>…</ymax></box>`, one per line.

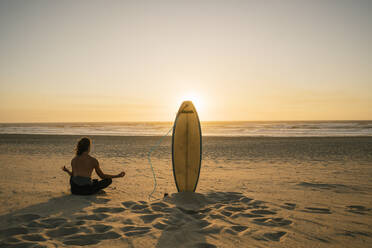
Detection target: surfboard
<box><xmin>172</xmin><ymin>101</ymin><xmax>202</xmax><ymax>192</ymax></box>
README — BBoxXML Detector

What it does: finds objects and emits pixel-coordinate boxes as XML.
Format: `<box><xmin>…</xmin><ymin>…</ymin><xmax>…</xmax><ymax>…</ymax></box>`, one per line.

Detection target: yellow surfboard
<box><xmin>172</xmin><ymin>101</ymin><xmax>202</xmax><ymax>192</ymax></box>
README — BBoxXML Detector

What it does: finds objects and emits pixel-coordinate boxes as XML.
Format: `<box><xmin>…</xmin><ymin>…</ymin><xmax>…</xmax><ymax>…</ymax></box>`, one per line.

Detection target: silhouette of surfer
<box><xmin>62</xmin><ymin>137</ymin><xmax>125</xmax><ymax>195</ymax></box>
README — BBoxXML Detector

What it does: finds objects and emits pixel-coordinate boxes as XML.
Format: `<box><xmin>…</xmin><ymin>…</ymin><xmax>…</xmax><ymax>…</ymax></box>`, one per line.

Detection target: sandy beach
<box><xmin>1</xmin><ymin>0</ymin><xmax>372</xmax><ymax>246</ymax></box>
<box><xmin>0</xmin><ymin>134</ymin><xmax>371</xmax><ymax>247</ymax></box>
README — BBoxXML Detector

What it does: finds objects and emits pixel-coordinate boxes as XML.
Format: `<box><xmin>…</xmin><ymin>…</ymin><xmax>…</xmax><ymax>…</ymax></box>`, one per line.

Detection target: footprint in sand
<box><xmin>92</xmin><ymin>197</ymin><xmax>111</xmax><ymax>204</ymax></box>
<box><xmin>240</xmin><ymin>197</ymin><xmax>253</xmax><ymax>204</ymax></box>
<box><xmin>163</xmin><ymin>213</ymin><xmax>187</xmax><ymax>226</ymax></box>
<box><xmin>153</xmin><ymin>214</ymin><xmax>195</xmax><ymax>231</ymax></box>
<box><xmin>61</xmin><ymin>221</ymin><xmax>88</xmax><ymax>229</ymax></box>
<box><xmin>281</xmin><ymin>203</ymin><xmax>297</xmax><ymax>210</ymax></box>
<box><xmin>77</xmin><ymin>213</ymin><xmax>110</xmax><ymax>221</ymax></box>
<box><xmin>25</xmin><ymin>217</ymin><xmax>68</xmax><ymax>229</ymax></box>
<box><xmin>21</xmin><ymin>234</ymin><xmax>47</xmax><ymax>242</ymax></box>
<box><xmin>199</xmin><ymin>207</ymin><xmax>213</xmax><ymax>214</ymax></box>
<box><xmin>155</xmin><ymin>206</ymin><xmax>173</xmax><ymax>213</ymax></box>
<box><xmin>129</xmin><ymin>202</ymin><xmax>153</xmax><ymax>214</ymax></box>
<box><xmin>121</xmin><ymin>225</ymin><xmax>151</xmax><ymax>236</ymax></box>
<box><xmin>231</xmin><ymin>213</ymin><xmax>263</xmax><ymax>219</ymax></box>
<box><xmin>303</xmin><ymin>207</ymin><xmax>331</xmax><ymax>214</ymax></box>
<box><xmin>213</xmin><ymin>204</ymin><xmax>225</xmax><ymax>209</ymax></box>
<box><xmin>131</xmin><ymin>204</ymin><xmax>148</xmax><ymax>210</ymax></box>
<box><xmin>1</xmin><ymin>237</ymin><xmax>21</xmax><ymax>243</ymax></box>
<box><xmin>196</xmin><ymin>220</ymin><xmax>212</xmax><ymax>228</ymax></box>
<box><xmin>221</xmin><ymin>210</ymin><xmax>233</xmax><ymax>217</ymax></box>
<box><xmin>224</xmin><ymin>228</ymin><xmax>237</xmax><ymax>235</ymax></box>
<box><xmin>314</xmin><ymin>237</ymin><xmax>330</xmax><ymax>243</ymax></box>
<box><xmin>223</xmin><ymin>225</ymin><xmax>250</xmax><ymax>236</ymax></box>
<box><xmin>0</xmin><ymin>227</ymin><xmax>29</xmax><ymax>238</ymax></box>
<box><xmin>26</xmin><ymin>220</ymin><xmax>50</xmax><ymax>229</ymax></box>
<box><xmin>150</xmin><ymin>202</ymin><xmax>169</xmax><ymax>208</ymax></box>
<box><xmin>206</xmin><ymin>192</ymin><xmax>242</xmax><ymax>205</ymax></box>
<box><xmin>338</xmin><ymin>230</ymin><xmax>371</xmax><ymax>238</ymax></box>
<box><xmin>224</xmin><ymin>206</ymin><xmax>246</xmax><ymax>212</ymax></box>
<box><xmin>0</xmin><ymin>241</ymin><xmax>39</xmax><ymax>248</ymax></box>
<box><xmin>158</xmin><ymin>214</ymin><xmax>190</xmax><ymax>231</ymax></box>
<box><xmin>63</xmin><ymin>231</ymin><xmax>121</xmax><ymax>246</ymax></box>
<box><xmin>177</xmin><ymin>207</ymin><xmax>198</xmax><ymax>215</ymax></box>
<box><xmin>209</xmin><ymin>214</ymin><xmax>227</xmax><ymax>220</ymax></box>
<box><xmin>13</xmin><ymin>214</ymin><xmax>41</xmax><ymax>223</ymax></box>
<box><xmin>253</xmin><ymin>217</ymin><xmax>292</xmax><ymax>227</ymax></box>
<box><xmin>92</xmin><ymin>224</ymin><xmax>113</xmax><ymax>233</ymax></box>
<box><xmin>121</xmin><ymin>201</ymin><xmax>137</xmax><ymax>208</ymax></box>
<box><xmin>247</xmin><ymin>200</ymin><xmax>266</xmax><ymax>208</ymax></box>
<box><xmin>123</xmin><ymin>218</ymin><xmax>134</xmax><ymax>225</ymax></box>
<box><xmin>75</xmin><ymin>220</ymin><xmax>86</xmax><ymax>225</ymax></box>
<box><xmin>153</xmin><ymin>221</ymin><xmax>168</xmax><ymax>230</ymax></box>
<box><xmin>250</xmin><ymin>209</ymin><xmax>276</xmax><ymax>215</ymax></box>
<box><xmin>92</xmin><ymin>207</ymin><xmax>125</xmax><ymax>213</ymax></box>
<box><xmin>150</xmin><ymin>202</ymin><xmax>169</xmax><ymax>211</ymax></box>
<box><xmin>194</xmin><ymin>242</ymin><xmax>217</xmax><ymax>248</ymax></box>
<box><xmin>200</xmin><ymin>225</ymin><xmax>223</xmax><ymax>235</ymax></box>
<box><xmin>40</xmin><ymin>217</ymin><xmax>68</xmax><ymax>227</ymax></box>
<box><xmin>263</xmin><ymin>231</ymin><xmax>287</xmax><ymax>241</ymax></box>
<box><xmin>346</xmin><ymin>205</ymin><xmax>371</xmax><ymax>215</ymax></box>
<box><xmin>46</xmin><ymin>226</ymin><xmax>81</xmax><ymax>238</ymax></box>
<box><xmin>191</xmin><ymin>213</ymin><xmax>207</xmax><ymax>220</ymax></box>
<box><xmin>140</xmin><ymin>214</ymin><xmax>164</xmax><ymax>224</ymax></box>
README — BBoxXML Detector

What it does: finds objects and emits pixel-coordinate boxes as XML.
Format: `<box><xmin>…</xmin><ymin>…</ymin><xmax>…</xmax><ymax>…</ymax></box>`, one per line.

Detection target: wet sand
<box><xmin>0</xmin><ymin>134</ymin><xmax>371</xmax><ymax>247</ymax></box>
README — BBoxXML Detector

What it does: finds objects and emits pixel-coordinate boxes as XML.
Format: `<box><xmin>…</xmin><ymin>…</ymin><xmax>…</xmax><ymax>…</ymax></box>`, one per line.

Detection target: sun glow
<box><xmin>177</xmin><ymin>93</ymin><xmax>205</xmax><ymax>119</ymax></box>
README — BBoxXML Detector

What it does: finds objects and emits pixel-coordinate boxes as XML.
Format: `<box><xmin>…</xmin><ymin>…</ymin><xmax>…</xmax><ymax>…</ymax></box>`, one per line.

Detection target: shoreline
<box><xmin>1</xmin><ymin>133</ymin><xmax>372</xmax><ymax>138</ymax></box>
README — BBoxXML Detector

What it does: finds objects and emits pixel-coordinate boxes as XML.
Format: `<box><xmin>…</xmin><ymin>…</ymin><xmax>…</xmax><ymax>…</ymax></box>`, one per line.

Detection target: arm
<box><xmin>62</xmin><ymin>166</ymin><xmax>72</xmax><ymax>177</ymax></box>
<box><xmin>93</xmin><ymin>159</ymin><xmax>125</xmax><ymax>179</ymax></box>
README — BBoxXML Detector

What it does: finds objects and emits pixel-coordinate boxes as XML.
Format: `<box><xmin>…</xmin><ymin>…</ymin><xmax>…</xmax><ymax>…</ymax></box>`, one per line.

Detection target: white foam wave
<box><xmin>0</xmin><ymin>121</ymin><xmax>371</xmax><ymax>137</ymax></box>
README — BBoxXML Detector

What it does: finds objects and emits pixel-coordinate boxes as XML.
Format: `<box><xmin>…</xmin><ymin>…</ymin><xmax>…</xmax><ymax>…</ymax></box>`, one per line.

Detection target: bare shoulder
<box><xmin>88</xmin><ymin>155</ymin><xmax>99</xmax><ymax>166</ymax></box>
<box><xmin>71</xmin><ymin>156</ymin><xmax>78</xmax><ymax>164</ymax></box>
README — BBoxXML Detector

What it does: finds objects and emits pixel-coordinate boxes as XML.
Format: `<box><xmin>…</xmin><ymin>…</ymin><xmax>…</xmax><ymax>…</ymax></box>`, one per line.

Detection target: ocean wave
<box><xmin>0</xmin><ymin>121</ymin><xmax>372</xmax><ymax>137</ymax></box>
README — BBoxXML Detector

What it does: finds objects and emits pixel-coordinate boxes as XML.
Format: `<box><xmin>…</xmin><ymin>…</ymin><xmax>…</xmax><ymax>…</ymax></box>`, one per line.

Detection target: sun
<box><xmin>178</xmin><ymin>93</ymin><xmax>204</xmax><ymax>117</ymax></box>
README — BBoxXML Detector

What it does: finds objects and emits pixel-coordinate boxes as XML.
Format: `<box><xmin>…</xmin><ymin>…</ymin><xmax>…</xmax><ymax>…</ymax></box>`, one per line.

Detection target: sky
<box><xmin>0</xmin><ymin>0</ymin><xmax>371</xmax><ymax>122</ymax></box>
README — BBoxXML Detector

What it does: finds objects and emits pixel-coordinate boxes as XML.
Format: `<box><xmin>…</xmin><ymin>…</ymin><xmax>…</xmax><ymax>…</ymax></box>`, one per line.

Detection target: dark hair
<box><xmin>76</xmin><ymin>137</ymin><xmax>91</xmax><ymax>156</ymax></box>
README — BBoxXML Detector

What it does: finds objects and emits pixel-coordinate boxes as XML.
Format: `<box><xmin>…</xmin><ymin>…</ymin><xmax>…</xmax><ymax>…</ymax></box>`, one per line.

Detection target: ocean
<box><xmin>0</xmin><ymin>121</ymin><xmax>371</xmax><ymax>137</ymax></box>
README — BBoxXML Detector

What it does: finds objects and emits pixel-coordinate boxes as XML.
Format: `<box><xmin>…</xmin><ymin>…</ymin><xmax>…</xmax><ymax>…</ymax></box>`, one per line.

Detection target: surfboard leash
<box><xmin>147</xmin><ymin>125</ymin><xmax>174</xmax><ymax>201</ymax></box>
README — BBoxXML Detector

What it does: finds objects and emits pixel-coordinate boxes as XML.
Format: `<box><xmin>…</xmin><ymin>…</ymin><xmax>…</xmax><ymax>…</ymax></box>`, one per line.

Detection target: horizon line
<box><xmin>1</xmin><ymin>119</ymin><xmax>372</xmax><ymax>124</ymax></box>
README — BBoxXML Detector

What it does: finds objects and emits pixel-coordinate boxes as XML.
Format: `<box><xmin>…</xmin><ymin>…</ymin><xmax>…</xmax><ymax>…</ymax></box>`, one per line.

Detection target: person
<box><xmin>62</xmin><ymin>137</ymin><xmax>125</xmax><ymax>195</ymax></box>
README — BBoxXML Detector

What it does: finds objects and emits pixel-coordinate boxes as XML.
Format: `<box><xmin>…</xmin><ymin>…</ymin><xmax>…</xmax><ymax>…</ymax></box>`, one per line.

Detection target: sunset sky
<box><xmin>0</xmin><ymin>0</ymin><xmax>371</xmax><ymax>122</ymax></box>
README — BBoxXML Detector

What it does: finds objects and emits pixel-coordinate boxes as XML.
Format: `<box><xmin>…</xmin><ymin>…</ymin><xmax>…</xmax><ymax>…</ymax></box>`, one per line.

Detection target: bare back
<box><xmin>71</xmin><ymin>154</ymin><xmax>98</xmax><ymax>178</ymax></box>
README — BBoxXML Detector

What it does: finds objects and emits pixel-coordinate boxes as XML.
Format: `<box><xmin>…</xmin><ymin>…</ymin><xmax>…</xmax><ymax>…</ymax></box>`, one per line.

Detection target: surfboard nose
<box><xmin>179</xmin><ymin>101</ymin><xmax>195</xmax><ymax>113</ymax></box>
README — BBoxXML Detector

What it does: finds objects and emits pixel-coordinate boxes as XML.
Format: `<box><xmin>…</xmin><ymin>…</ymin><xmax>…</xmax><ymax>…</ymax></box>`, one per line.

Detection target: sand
<box><xmin>0</xmin><ymin>134</ymin><xmax>371</xmax><ymax>247</ymax></box>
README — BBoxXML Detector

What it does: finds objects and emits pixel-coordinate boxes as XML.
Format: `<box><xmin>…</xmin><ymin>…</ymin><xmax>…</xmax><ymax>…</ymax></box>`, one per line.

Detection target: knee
<box><xmin>105</xmin><ymin>178</ymin><xmax>112</xmax><ymax>185</ymax></box>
